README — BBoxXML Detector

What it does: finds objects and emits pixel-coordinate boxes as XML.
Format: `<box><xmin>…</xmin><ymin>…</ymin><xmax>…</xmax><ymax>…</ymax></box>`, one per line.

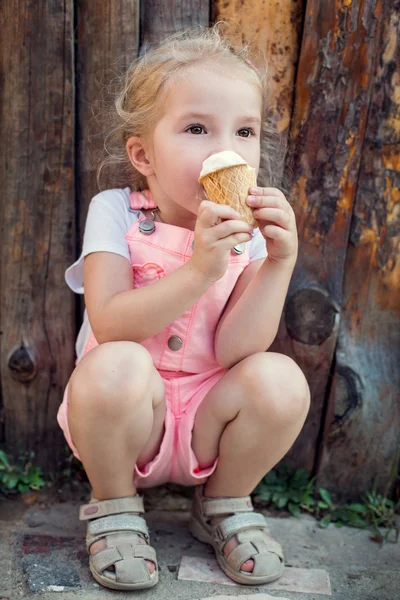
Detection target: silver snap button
<box><xmin>138</xmin><ymin>219</ymin><xmax>156</xmax><ymax>235</ymax></box>
<box><xmin>167</xmin><ymin>335</ymin><xmax>183</xmax><ymax>351</ymax></box>
<box><xmin>191</xmin><ymin>240</ymin><xmax>194</xmax><ymax>250</ymax></box>
<box><xmin>232</xmin><ymin>243</ymin><xmax>245</xmax><ymax>255</ymax></box>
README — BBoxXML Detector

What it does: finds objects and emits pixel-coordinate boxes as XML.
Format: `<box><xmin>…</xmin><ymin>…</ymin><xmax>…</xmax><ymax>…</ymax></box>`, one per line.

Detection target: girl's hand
<box><xmin>247</xmin><ymin>187</ymin><xmax>298</xmax><ymax>264</ymax></box>
<box><xmin>189</xmin><ymin>200</ymin><xmax>253</xmax><ymax>283</ymax></box>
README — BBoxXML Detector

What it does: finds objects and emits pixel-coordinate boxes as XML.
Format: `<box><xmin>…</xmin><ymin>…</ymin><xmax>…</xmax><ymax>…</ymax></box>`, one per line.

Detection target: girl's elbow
<box><xmin>215</xmin><ymin>344</ymin><xmax>240</xmax><ymax>370</ymax></box>
<box><xmin>215</xmin><ymin>346</ymin><xmax>230</xmax><ymax>369</ymax></box>
<box><xmin>90</xmin><ymin>315</ymin><xmax>120</xmax><ymax>345</ymax></box>
<box><xmin>91</xmin><ymin>325</ymin><xmax>111</xmax><ymax>346</ymax></box>
<box><xmin>216</xmin><ymin>356</ymin><xmax>233</xmax><ymax>369</ymax></box>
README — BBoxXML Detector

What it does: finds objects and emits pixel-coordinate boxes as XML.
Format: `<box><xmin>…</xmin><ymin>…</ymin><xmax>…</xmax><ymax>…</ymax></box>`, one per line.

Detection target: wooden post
<box><xmin>271</xmin><ymin>0</ymin><xmax>384</xmax><ymax>486</ymax></box>
<box><xmin>76</xmin><ymin>1</ymin><xmax>141</xmax><ymax>227</ymax></box>
<box><xmin>213</xmin><ymin>0</ymin><xmax>305</xmax><ymax>136</ymax></box>
<box><xmin>0</xmin><ymin>0</ymin><xmax>75</xmax><ymax>467</ymax></box>
<box><xmin>317</xmin><ymin>0</ymin><xmax>400</xmax><ymax>500</ymax></box>
<box><xmin>1</xmin><ymin>0</ymin><xmax>397</xmax><ymax>495</ymax></box>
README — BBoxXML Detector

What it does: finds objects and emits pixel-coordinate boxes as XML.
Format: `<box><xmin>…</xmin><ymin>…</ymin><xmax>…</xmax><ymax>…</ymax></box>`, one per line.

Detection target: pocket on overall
<box><xmin>132</xmin><ymin>262</ymin><xmax>166</xmax><ymax>287</ymax></box>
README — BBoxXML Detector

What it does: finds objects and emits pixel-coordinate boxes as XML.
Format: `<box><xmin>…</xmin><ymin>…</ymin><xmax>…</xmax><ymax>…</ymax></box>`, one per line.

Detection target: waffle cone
<box><xmin>199</xmin><ymin>164</ymin><xmax>257</xmax><ymax>227</ymax></box>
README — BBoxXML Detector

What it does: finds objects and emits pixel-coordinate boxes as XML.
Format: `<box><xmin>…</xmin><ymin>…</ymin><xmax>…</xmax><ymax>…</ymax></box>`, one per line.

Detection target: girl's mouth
<box><xmin>196</xmin><ymin>187</ymin><xmax>208</xmax><ymax>202</ymax></box>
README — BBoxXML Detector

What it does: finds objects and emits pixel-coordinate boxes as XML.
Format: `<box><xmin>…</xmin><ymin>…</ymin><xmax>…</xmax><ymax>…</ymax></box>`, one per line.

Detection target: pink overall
<box><xmin>57</xmin><ymin>190</ymin><xmax>251</xmax><ymax>489</ymax></box>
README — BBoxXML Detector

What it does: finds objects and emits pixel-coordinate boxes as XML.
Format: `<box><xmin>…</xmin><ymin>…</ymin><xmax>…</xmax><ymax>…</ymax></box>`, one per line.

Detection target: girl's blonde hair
<box><xmin>95</xmin><ymin>24</ymin><xmax>286</xmax><ymax>193</ymax></box>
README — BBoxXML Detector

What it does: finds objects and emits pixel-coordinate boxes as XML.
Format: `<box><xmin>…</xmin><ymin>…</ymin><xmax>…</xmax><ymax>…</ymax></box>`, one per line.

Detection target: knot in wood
<box><xmin>285</xmin><ymin>288</ymin><xmax>338</xmax><ymax>345</ymax></box>
<box><xmin>8</xmin><ymin>345</ymin><xmax>37</xmax><ymax>382</ymax></box>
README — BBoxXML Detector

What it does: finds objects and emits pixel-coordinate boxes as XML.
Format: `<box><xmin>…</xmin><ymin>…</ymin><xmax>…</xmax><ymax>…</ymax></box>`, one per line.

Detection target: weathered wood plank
<box><xmin>76</xmin><ymin>1</ymin><xmax>140</xmax><ymax>229</ymax></box>
<box><xmin>271</xmin><ymin>0</ymin><xmax>384</xmax><ymax>474</ymax></box>
<box><xmin>212</xmin><ymin>0</ymin><xmax>305</xmax><ymax>135</ymax></box>
<box><xmin>317</xmin><ymin>0</ymin><xmax>400</xmax><ymax>500</ymax></box>
<box><xmin>141</xmin><ymin>0</ymin><xmax>209</xmax><ymax>48</ymax></box>
<box><xmin>0</xmin><ymin>0</ymin><xmax>75</xmax><ymax>466</ymax></box>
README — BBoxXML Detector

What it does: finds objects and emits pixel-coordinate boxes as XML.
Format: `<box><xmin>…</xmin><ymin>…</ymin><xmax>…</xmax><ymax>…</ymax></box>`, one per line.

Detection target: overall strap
<box><xmin>129</xmin><ymin>189</ymin><xmax>157</xmax><ymax>211</ymax></box>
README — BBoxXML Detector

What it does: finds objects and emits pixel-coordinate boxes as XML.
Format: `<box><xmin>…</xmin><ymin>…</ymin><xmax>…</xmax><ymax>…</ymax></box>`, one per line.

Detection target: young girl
<box><xmin>57</xmin><ymin>25</ymin><xmax>310</xmax><ymax>591</ymax></box>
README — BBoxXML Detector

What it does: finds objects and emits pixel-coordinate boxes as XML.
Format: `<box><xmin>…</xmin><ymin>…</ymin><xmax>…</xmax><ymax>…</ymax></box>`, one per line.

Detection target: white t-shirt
<box><xmin>66</xmin><ymin>187</ymin><xmax>268</xmax><ymax>361</ymax></box>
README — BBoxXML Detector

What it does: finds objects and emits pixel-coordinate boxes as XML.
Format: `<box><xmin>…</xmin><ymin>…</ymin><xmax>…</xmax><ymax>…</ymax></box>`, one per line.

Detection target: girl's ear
<box><xmin>126</xmin><ymin>136</ymin><xmax>154</xmax><ymax>177</ymax></box>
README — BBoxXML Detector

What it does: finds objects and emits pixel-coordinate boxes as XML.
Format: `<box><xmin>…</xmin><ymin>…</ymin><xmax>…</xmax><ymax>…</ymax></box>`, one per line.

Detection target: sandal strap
<box><xmin>202</xmin><ymin>495</ymin><xmax>254</xmax><ymax>517</ymax></box>
<box><xmin>227</xmin><ymin>540</ymin><xmax>283</xmax><ymax>575</ymax></box>
<box><xmin>225</xmin><ymin>540</ymin><xmax>257</xmax><ymax>571</ymax></box>
<box><xmin>87</xmin><ymin>513</ymin><xmax>149</xmax><ymax>540</ymax></box>
<box><xmin>220</xmin><ymin>520</ymin><xmax>284</xmax><ymax>573</ymax></box>
<box><xmin>91</xmin><ymin>549</ymin><xmax>152</xmax><ymax>584</ymax></box>
<box><xmin>91</xmin><ymin>543</ymin><xmax>157</xmax><ymax>574</ymax></box>
<box><xmin>214</xmin><ymin>512</ymin><xmax>267</xmax><ymax>542</ymax></box>
<box><xmin>237</xmin><ymin>529</ymin><xmax>284</xmax><ymax>558</ymax></box>
<box><xmin>87</xmin><ymin>529</ymin><xmax>147</xmax><ymax>550</ymax></box>
<box><xmin>79</xmin><ymin>495</ymin><xmax>144</xmax><ymax>520</ymax></box>
<box><xmin>115</xmin><ymin>555</ymin><xmax>151</xmax><ymax>584</ymax></box>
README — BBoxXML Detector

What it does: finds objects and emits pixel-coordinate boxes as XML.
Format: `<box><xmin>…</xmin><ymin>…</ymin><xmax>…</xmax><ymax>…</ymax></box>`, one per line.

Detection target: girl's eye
<box><xmin>185</xmin><ymin>125</ymin><xmax>256</xmax><ymax>137</ymax></box>
<box><xmin>187</xmin><ymin>125</ymin><xmax>206</xmax><ymax>135</ymax></box>
<box><xmin>237</xmin><ymin>128</ymin><xmax>256</xmax><ymax>138</ymax></box>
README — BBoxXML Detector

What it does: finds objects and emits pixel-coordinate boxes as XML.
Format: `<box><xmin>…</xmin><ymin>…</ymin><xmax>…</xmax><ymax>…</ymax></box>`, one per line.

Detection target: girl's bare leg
<box><xmin>67</xmin><ymin>341</ymin><xmax>166</xmax><ymax>573</ymax></box>
<box><xmin>192</xmin><ymin>351</ymin><xmax>310</xmax><ymax>571</ymax></box>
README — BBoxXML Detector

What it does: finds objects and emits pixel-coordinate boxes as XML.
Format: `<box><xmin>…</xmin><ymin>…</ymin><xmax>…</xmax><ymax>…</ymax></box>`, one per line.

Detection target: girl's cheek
<box><xmin>186</xmin><ymin>158</ymin><xmax>203</xmax><ymax>178</ymax></box>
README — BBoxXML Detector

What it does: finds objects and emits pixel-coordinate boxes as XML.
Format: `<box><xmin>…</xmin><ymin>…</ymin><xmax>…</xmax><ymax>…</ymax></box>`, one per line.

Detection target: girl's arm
<box><xmin>84</xmin><ymin>251</ymin><xmax>212</xmax><ymax>344</ymax></box>
<box><xmin>215</xmin><ymin>185</ymin><xmax>298</xmax><ymax>369</ymax></box>
<box><xmin>214</xmin><ymin>256</ymin><xmax>296</xmax><ymax>368</ymax></box>
<box><xmin>85</xmin><ymin>201</ymin><xmax>252</xmax><ymax>345</ymax></box>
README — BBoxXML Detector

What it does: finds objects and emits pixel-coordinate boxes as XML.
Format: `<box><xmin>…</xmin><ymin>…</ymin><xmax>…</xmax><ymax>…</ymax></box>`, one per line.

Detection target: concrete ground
<box><xmin>0</xmin><ymin>483</ymin><xmax>398</xmax><ymax>600</ymax></box>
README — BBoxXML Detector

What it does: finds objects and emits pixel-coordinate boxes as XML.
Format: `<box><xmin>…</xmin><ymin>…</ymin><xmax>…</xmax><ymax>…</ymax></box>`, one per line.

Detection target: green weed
<box><xmin>0</xmin><ymin>450</ymin><xmax>45</xmax><ymax>494</ymax></box>
<box><xmin>253</xmin><ymin>464</ymin><xmax>399</xmax><ymax>545</ymax></box>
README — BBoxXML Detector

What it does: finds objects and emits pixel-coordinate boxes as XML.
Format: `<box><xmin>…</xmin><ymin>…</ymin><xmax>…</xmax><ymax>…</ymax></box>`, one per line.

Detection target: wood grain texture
<box><xmin>141</xmin><ymin>0</ymin><xmax>209</xmax><ymax>48</ymax></box>
<box><xmin>0</xmin><ymin>0</ymin><xmax>75</xmax><ymax>465</ymax></box>
<box><xmin>212</xmin><ymin>0</ymin><xmax>305</xmax><ymax>134</ymax></box>
<box><xmin>271</xmin><ymin>0</ymin><xmax>384</xmax><ymax>475</ymax></box>
<box><xmin>317</xmin><ymin>0</ymin><xmax>400</xmax><ymax>500</ymax></box>
<box><xmin>1</xmin><ymin>0</ymin><xmax>397</xmax><ymax>494</ymax></box>
<box><xmin>76</xmin><ymin>0</ymin><xmax>140</xmax><ymax>231</ymax></box>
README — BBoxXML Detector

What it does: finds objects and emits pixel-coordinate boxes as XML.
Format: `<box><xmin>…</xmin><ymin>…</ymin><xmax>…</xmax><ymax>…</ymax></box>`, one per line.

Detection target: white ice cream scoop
<box><xmin>199</xmin><ymin>151</ymin><xmax>248</xmax><ymax>178</ymax></box>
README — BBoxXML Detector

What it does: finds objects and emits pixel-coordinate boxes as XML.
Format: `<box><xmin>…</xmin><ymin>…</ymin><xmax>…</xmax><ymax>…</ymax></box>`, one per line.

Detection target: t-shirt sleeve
<box><xmin>65</xmin><ymin>188</ymin><xmax>136</xmax><ymax>294</ymax></box>
<box><xmin>81</xmin><ymin>189</ymin><xmax>133</xmax><ymax>261</ymax></box>
<box><xmin>249</xmin><ymin>228</ymin><xmax>268</xmax><ymax>261</ymax></box>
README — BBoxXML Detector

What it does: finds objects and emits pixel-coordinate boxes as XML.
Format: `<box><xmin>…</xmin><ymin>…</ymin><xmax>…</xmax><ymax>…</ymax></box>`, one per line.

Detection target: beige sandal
<box><xmin>79</xmin><ymin>495</ymin><xmax>158</xmax><ymax>590</ymax></box>
<box><xmin>189</xmin><ymin>485</ymin><xmax>284</xmax><ymax>585</ymax></box>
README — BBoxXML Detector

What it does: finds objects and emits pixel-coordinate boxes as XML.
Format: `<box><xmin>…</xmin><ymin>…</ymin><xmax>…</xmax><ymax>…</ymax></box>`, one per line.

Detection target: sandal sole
<box><xmin>90</xmin><ymin>563</ymin><xmax>159</xmax><ymax>591</ymax></box>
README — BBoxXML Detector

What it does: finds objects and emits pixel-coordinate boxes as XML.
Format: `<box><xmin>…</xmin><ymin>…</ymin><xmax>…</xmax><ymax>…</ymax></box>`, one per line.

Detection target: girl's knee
<box><xmin>239</xmin><ymin>352</ymin><xmax>310</xmax><ymax>425</ymax></box>
<box><xmin>69</xmin><ymin>341</ymin><xmax>158</xmax><ymax>415</ymax></box>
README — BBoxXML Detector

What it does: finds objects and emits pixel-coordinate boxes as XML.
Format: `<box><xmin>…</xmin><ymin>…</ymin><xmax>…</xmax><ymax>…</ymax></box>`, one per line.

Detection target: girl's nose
<box><xmin>205</xmin><ymin>145</ymin><xmax>232</xmax><ymax>160</ymax></box>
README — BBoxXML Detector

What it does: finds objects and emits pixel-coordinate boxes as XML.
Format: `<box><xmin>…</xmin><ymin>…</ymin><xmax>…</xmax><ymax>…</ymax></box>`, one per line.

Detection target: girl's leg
<box><xmin>67</xmin><ymin>341</ymin><xmax>166</xmax><ymax>573</ymax></box>
<box><xmin>191</xmin><ymin>351</ymin><xmax>310</xmax><ymax>571</ymax></box>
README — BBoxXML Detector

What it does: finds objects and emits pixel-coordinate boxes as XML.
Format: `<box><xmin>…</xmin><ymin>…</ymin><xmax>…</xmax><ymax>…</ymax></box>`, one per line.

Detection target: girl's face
<box><xmin>145</xmin><ymin>63</ymin><xmax>262</xmax><ymax>228</ymax></box>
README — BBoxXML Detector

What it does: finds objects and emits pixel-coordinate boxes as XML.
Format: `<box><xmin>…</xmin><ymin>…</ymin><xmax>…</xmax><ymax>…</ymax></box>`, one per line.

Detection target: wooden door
<box><xmin>0</xmin><ymin>0</ymin><xmax>398</xmax><ymax>500</ymax></box>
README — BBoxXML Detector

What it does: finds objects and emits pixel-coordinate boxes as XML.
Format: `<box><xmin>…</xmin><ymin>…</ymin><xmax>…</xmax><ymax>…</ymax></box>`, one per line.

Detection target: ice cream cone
<box><xmin>198</xmin><ymin>151</ymin><xmax>258</xmax><ymax>227</ymax></box>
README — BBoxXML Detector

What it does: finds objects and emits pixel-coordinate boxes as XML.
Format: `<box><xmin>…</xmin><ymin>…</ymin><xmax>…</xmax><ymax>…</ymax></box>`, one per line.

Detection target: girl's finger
<box><xmin>263</xmin><ymin>224</ymin><xmax>288</xmax><ymax>240</ymax></box>
<box><xmin>199</xmin><ymin>201</ymin><xmax>242</xmax><ymax>227</ymax></box>
<box><xmin>205</xmin><ymin>218</ymin><xmax>252</xmax><ymax>241</ymax></box>
<box><xmin>218</xmin><ymin>231</ymin><xmax>253</xmax><ymax>250</ymax></box>
<box><xmin>247</xmin><ymin>192</ymin><xmax>292</xmax><ymax>213</ymax></box>
<box><xmin>197</xmin><ymin>200</ymin><xmax>215</xmax><ymax>218</ymax></box>
<box><xmin>252</xmin><ymin>208</ymin><xmax>292</xmax><ymax>229</ymax></box>
<box><xmin>249</xmin><ymin>186</ymin><xmax>284</xmax><ymax>197</ymax></box>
